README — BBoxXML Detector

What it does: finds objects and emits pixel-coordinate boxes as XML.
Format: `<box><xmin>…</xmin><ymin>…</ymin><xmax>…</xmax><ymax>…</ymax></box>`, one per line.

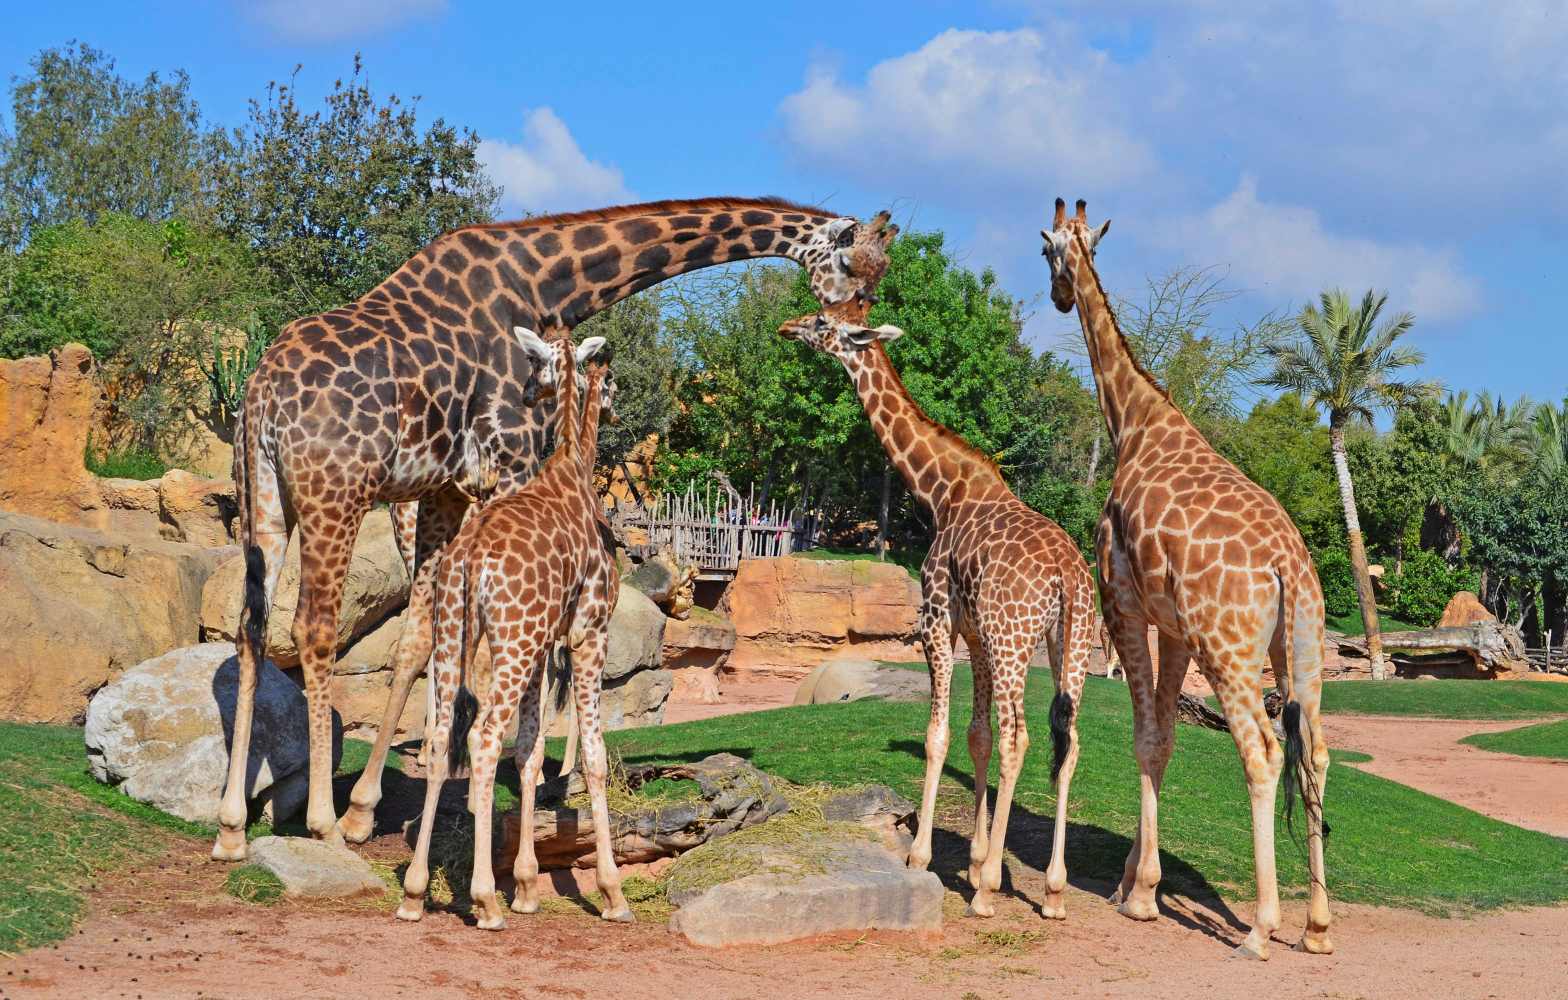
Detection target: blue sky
<box><xmin>4</xmin><ymin>1</ymin><xmax>1565</xmax><ymax>407</ymax></box>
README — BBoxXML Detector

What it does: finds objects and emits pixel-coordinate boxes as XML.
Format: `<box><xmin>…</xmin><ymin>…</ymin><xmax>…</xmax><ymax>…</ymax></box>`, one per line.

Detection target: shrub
<box><xmin>1388</xmin><ymin>549</ymin><xmax>1478</xmax><ymax>627</ymax></box>
<box><xmin>1313</xmin><ymin>546</ymin><xmax>1359</xmax><ymax>619</ymax></box>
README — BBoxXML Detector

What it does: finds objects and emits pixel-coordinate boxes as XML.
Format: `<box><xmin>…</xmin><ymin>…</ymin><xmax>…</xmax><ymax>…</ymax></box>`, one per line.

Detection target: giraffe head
<box><xmin>513</xmin><ymin>325</ymin><xmax>608</xmax><ymax>398</ymax></box>
<box><xmin>1040</xmin><ymin>197</ymin><xmax>1111</xmax><ymax>313</ymax></box>
<box><xmin>797</xmin><ymin>210</ymin><xmax>899</xmax><ymax>314</ymax></box>
<box><xmin>584</xmin><ymin>358</ymin><xmax>619</xmax><ymax>426</ymax></box>
<box><xmin>777</xmin><ymin>311</ymin><xmax>904</xmax><ymax>363</ymax></box>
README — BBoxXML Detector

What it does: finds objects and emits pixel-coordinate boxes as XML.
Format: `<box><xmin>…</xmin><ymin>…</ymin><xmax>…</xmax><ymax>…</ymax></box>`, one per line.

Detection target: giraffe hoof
<box><xmin>394</xmin><ymin>898</ymin><xmax>425</xmax><ymax>922</ymax></box>
<box><xmin>905</xmin><ymin>850</ymin><xmax>931</xmax><ymax>871</ymax></box>
<box><xmin>1229</xmin><ymin>941</ymin><xmax>1269</xmax><ymax>961</ymax></box>
<box><xmin>336</xmin><ymin>807</ymin><xmax>375</xmax><ymax>845</ymax></box>
<box><xmin>476</xmin><ymin>913</ymin><xmax>506</xmax><ymax>932</ymax></box>
<box><xmin>1116</xmin><ymin>897</ymin><xmax>1158</xmax><ymax>922</ymax></box>
<box><xmin>511</xmin><ymin>895</ymin><xmax>540</xmax><ymax>915</ymax></box>
<box><xmin>966</xmin><ymin>894</ymin><xmax>996</xmax><ymax>919</ymax></box>
<box><xmin>1041</xmin><ymin>896</ymin><xmax>1067</xmax><ymax>921</ymax></box>
<box><xmin>1295</xmin><ymin>931</ymin><xmax>1334</xmax><ymax>955</ymax></box>
<box><xmin>210</xmin><ymin>828</ymin><xmax>248</xmax><ymax>862</ymax></box>
<box><xmin>600</xmin><ymin>907</ymin><xmax>635</xmax><ymax>924</ymax></box>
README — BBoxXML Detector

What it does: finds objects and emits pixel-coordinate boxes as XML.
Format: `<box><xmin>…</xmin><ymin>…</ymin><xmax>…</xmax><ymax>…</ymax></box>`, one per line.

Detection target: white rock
<box><xmin>247</xmin><ymin>836</ymin><xmax>385</xmax><ymax>898</ymax></box>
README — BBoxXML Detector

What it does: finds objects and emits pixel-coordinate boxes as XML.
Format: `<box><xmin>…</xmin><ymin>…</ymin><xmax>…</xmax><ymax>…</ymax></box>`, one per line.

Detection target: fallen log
<box><xmin>1334</xmin><ymin>622</ymin><xmax>1528</xmax><ymax>676</ymax></box>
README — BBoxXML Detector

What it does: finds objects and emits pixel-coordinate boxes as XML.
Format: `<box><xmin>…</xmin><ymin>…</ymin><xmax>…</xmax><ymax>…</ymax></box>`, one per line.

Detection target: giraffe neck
<box><xmin>1065</xmin><ymin>233</ymin><xmax>1189</xmax><ymax>454</ymax></box>
<box><xmin>417</xmin><ymin>198</ymin><xmax>841</xmax><ymax>331</ymax></box>
<box><xmin>842</xmin><ymin>343</ymin><xmax>1007</xmax><ymax>523</ymax></box>
<box><xmin>577</xmin><ymin>368</ymin><xmax>605</xmax><ymax>481</ymax></box>
<box><xmin>546</xmin><ymin>346</ymin><xmax>582</xmax><ymax>476</ymax></box>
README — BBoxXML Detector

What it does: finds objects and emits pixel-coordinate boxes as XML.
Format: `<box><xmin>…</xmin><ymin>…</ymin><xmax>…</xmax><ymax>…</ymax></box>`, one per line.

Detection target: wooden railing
<box><xmin>633</xmin><ymin>484</ymin><xmax>818</xmax><ymax>577</ymax></box>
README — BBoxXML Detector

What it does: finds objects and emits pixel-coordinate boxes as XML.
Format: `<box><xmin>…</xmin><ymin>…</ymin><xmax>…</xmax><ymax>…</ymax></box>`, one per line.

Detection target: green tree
<box><xmin>1260</xmin><ymin>289</ymin><xmax>1434</xmax><ymax>679</ymax></box>
<box><xmin>0</xmin><ymin>42</ymin><xmax>206</xmax><ymax>249</ymax></box>
<box><xmin>576</xmin><ymin>291</ymin><xmax>678</xmax><ymax>496</ymax></box>
<box><xmin>206</xmin><ymin>55</ymin><xmax>498</xmax><ymax>323</ymax></box>
<box><xmin>1220</xmin><ymin>393</ymin><xmax>1341</xmax><ymax>551</ymax></box>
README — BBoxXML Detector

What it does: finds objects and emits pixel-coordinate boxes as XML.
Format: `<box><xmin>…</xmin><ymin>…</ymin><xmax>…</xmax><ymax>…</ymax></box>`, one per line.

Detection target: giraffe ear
<box><xmin>825</xmin><ymin>217</ymin><xmax>858</xmax><ymax>248</ymax></box>
<box><xmin>514</xmin><ymin>326</ymin><xmax>555</xmax><ymax>380</ymax></box>
<box><xmin>575</xmin><ymin>336</ymin><xmax>608</xmax><ymax>366</ymax></box>
<box><xmin>1089</xmin><ymin>219</ymin><xmax>1111</xmax><ymax>250</ymax></box>
<box><xmin>845</xmin><ymin>323</ymin><xmax>905</xmax><ymax>346</ymax></box>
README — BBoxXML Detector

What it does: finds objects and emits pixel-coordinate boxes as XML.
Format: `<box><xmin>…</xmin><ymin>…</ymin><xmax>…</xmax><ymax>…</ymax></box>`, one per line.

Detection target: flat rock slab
<box><xmin>248</xmin><ymin>837</ymin><xmax>385</xmax><ymax>899</ymax></box>
<box><xmin>669</xmin><ymin>840</ymin><xmax>941</xmax><ymax>947</ymax></box>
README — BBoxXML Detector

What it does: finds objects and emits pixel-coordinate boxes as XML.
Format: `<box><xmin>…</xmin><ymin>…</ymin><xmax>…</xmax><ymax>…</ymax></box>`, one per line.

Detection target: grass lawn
<box><xmin>605</xmin><ymin>667</ymin><xmax>1568</xmax><ymax>915</ymax></box>
<box><xmin>0</xmin><ymin>723</ymin><xmax>398</xmax><ymax>954</ymax></box>
<box><xmin>1460</xmin><ymin>718</ymin><xmax>1568</xmax><ymax>760</ymax></box>
<box><xmin>792</xmin><ymin>546</ymin><xmax>924</xmax><ymax>579</ymax></box>
<box><xmin>1321</xmin><ymin>679</ymin><xmax>1568</xmax><ymax>720</ymax></box>
<box><xmin>1326</xmin><ymin>609</ymin><xmax>1423</xmax><ymax>636</ymax></box>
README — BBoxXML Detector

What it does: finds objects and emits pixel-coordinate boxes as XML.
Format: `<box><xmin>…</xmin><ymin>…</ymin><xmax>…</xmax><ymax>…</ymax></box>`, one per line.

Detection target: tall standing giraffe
<box><xmin>1040</xmin><ymin>199</ymin><xmax>1332</xmax><ymax>958</ymax></box>
<box><xmin>218</xmin><ymin>197</ymin><xmax>892</xmax><ymax>861</ymax></box>
<box><xmin>778</xmin><ymin>302</ymin><xmax>1097</xmax><ymax>919</ymax></box>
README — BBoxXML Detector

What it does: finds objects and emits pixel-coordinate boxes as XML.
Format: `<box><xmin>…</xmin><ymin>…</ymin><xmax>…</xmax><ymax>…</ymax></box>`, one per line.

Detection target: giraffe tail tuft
<box><xmin>1049</xmin><ymin>691</ymin><xmax>1074</xmax><ymax>784</ymax></box>
<box><xmin>1279</xmin><ymin>569</ymin><xmax>1330</xmax><ymax>845</ymax></box>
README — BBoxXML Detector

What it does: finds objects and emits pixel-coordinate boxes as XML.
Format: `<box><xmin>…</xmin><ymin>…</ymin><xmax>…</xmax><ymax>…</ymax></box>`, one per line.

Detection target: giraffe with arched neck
<box><xmin>778</xmin><ymin>231</ymin><xmax>1097</xmax><ymax>918</ymax></box>
<box><xmin>399</xmin><ymin>328</ymin><xmax>628</xmax><ymax>929</ymax></box>
<box><xmin>217</xmin><ymin>196</ymin><xmax>893</xmax><ymax>861</ymax></box>
<box><xmin>1041</xmin><ymin>198</ymin><xmax>1332</xmax><ymax>959</ymax></box>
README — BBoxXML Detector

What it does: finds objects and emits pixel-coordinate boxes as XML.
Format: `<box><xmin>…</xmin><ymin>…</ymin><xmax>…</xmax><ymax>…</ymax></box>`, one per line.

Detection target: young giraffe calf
<box><xmin>398</xmin><ymin>329</ymin><xmax>631</xmax><ymax>929</ymax></box>
<box><xmin>778</xmin><ymin>308</ymin><xmax>1097</xmax><ymax>920</ymax></box>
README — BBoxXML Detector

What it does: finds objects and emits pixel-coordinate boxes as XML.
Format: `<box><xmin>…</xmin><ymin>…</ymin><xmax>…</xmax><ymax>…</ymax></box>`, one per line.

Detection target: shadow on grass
<box><xmin>886</xmin><ymin>738</ymin><xmax>1248</xmax><ymax>944</ymax></box>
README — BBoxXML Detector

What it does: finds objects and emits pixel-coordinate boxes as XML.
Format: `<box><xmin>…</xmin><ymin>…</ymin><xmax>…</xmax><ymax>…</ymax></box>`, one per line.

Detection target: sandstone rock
<box><xmin>182</xmin><ymin>420</ymin><xmax>234</xmax><ymax>480</ymax></box>
<box><xmin>793</xmin><ymin>658</ymin><xmax>930</xmax><ymax>706</ymax></box>
<box><xmin>664</xmin><ymin>606</ymin><xmax>736</xmax><ymax>704</ymax></box>
<box><xmin>83</xmin><ymin>642</ymin><xmax>340</xmax><ymax>823</ymax></box>
<box><xmin>156</xmin><ymin>469</ymin><xmax>237</xmax><ymax>547</ymax></box>
<box><xmin>332</xmin><ymin>671</ymin><xmax>427</xmax><ymax>743</ymax></box>
<box><xmin>1438</xmin><ymin>591</ymin><xmax>1497</xmax><ymax>629</ymax></box>
<box><xmin>333</xmin><ymin>611</ymin><xmax>406</xmax><ymax>675</ymax></box>
<box><xmin>0</xmin><ymin>345</ymin><xmax>107</xmax><ymax>527</ymax></box>
<box><xmin>247</xmin><ymin>836</ymin><xmax>385</xmax><ymax>899</ymax></box>
<box><xmin>199</xmin><ymin>507</ymin><xmax>408</xmax><ymax>668</ymax></box>
<box><xmin>668</xmin><ymin>839</ymin><xmax>942</xmax><ymax>947</ymax></box>
<box><xmin>604</xmin><ymin>583</ymin><xmax>666</xmax><ymax>682</ymax></box>
<box><xmin>0</xmin><ymin>510</ymin><xmax>231</xmax><ymax>723</ymax></box>
<box><xmin>599</xmin><ymin>668</ymin><xmax>673</xmax><ymax>730</ymax></box>
<box><xmin>726</xmin><ymin>557</ymin><xmax>921</xmax><ymax>680</ymax></box>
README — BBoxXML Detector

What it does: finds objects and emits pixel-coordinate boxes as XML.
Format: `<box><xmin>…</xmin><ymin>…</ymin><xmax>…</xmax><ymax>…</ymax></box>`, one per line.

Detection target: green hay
<box><xmin>223</xmin><ymin>865</ymin><xmax>284</xmax><ymax>905</ymax></box>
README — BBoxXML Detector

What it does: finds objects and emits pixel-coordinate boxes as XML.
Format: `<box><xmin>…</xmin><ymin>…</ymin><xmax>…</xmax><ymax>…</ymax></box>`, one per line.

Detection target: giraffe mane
<box><xmin>1070</xmin><ymin>230</ymin><xmax>1177</xmax><ymax>409</ymax></box>
<box><xmin>463</xmin><ymin>195</ymin><xmax>837</xmax><ymax>234</ymax></box>
<box><xmin>869</xmin><ymin>342</ymin><xmax>1006</xmax><ymax>481</ymax></box>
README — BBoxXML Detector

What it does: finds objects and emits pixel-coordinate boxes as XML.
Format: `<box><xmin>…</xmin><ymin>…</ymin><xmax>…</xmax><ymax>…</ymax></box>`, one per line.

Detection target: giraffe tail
<box><xmin>447</xmin><ymin>550</ymin><xmax>481</xmax><ymax>773</ymax></box>
<box><xmin>1048</xmin><ymin>579</ymin><xmax>1083</xmax><ymax>784</ymax></box>
<box><xmin>1277</xmin><ymin>567</ymin><xmax>1329</xmax><ymax>842</ymax></box>
<box><xmin>234</xmin><ymin>391</ymin><xmax>268</xmax><ymax>704</ymax></box>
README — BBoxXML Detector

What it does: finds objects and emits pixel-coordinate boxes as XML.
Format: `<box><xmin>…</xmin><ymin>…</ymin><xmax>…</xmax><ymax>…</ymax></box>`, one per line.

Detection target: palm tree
<box><xmin>1528</xmin><ymin>399</ymin><xmax>1568</xmax><ymax>481</ymax></box>
<box><xmin>1260</xmin><ymin>289</ymin><xmax>1434</xmax><ymax>679</ymax></box>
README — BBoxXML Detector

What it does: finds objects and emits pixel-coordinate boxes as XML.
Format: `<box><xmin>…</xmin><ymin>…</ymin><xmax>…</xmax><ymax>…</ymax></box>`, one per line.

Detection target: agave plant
<box><xmin>204</xmin><ymin>320</ymin><xmax>267</xmax><ymax>443</ymax></box>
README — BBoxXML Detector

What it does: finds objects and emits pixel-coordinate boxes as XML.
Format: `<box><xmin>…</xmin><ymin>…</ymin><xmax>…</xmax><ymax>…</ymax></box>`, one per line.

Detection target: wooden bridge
<box><xmin>627</xmin><ymin>484</ymin><xmax>818</xmax><ymax>580</ymax></box>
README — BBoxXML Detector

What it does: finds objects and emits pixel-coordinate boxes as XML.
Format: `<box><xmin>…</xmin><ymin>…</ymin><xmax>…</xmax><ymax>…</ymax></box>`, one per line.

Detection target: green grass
<box><xmin>1321</xmin><ymin>679</ymin><xmax>1568</xmax><ymax>720</ymax></box>
<box><xmin>1326</xmin><ymin>609</ymin><xmax>1422</xmax><ymax>636</ymax></box>
<box><xmin>83</xmin><ymin>444</ymin><xmax>168</xmax><ymax>481</ymax></box>
<box><xmin>602</xmin><ymin>667</ymin><xmax>1568</xmax><ymax>914</ymax></box>
<box><xmin>1461</xmin><ymin>718</ymin><xmax>1568</xmax><ymax>760</ymax></box>
<box><xmin>792</xmin><ymin>545</ymin><xmax>925</xmax><ymax>579</ymax></box>
<box><xmin>224</xmin><ymin>865</ymin><xmax>284</xmax><ymax>905</ymax></box>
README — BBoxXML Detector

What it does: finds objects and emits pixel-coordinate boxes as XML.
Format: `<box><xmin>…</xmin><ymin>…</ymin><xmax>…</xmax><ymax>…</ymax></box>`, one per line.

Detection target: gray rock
<box><xmin>668</xmin><ymin>839</ymin><xmax>943</xmax><ymax>946</ymax></box>
<box><xmin>83</xmin><ymin>642</ymin><xmax>341</xmax><ymax>823</ymax></box>
<box><xmin>247</xmin><ymin>836</ymin><xmax>385</xmax><ymax>899</ymax></box>
<box><xmin>600</xmin><ymin>668</ymin><xmax>673</xmax><ymax>729</ymax></box>
<box><xmin>794</xmin><ymin>659</ymin><xmax>930</xmax><ymax>706</ymax></box>
<box><xmin>604</xmin><ymin>583</ymin><xmax>666</xmax><ymax>681</ymax></box>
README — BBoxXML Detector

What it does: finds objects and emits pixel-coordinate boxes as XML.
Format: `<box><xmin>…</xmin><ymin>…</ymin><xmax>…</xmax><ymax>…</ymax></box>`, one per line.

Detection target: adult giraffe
<box><xmin>777</xmin><ymin>253</ymin><xmax>1097</xmax><ymax>917</ymax></box>
<box><xmin>217</xmin><ymin>196</ymin><xmax>891</xmax><ymax>860</ymax></box>
<box><xmin>1040</xmin><ymin>199</ymin><xmax>1331</xmax><ymax>958</ymax></box>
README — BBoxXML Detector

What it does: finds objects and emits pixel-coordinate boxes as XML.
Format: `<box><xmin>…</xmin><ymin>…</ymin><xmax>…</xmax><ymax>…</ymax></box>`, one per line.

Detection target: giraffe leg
<box><xmin>212</xmin><ymin>508</ymin><xmax>291</xmax><ymax>860</ymax></box>
<box><xmin>397</xmin><ymin>582</ymin><xmax>465</xmax><ymax>922</ymax></box>
<box><xmin>402</xmin><ymin>490</ymin><xmax>467</xmax><ymax>770</ymax></box>
<box><xmin>573</xmin><ymin>622</ymin><xmax>632</xmax><ymax>922</ymax></box>
<box><xmin>1043</xmin><ymin>584</ymin><xmax>1093</xmax><ymax>920</ymax></box>
<box><xmin>292</xmin><ymin>506</ymin><xmax>369</xmax><ymax>844</ymax></box>
<box><xmin>510</xmin><ymin>663</ymin><xmax>547</xmax><ymax>914</ymax></box>
<box><xmin>339</xmin><ymin>556</ymin><xmax>437</xmax><ymax>842</ymax></box>
<box><xmin>1103</xmin><ymin>608</ymin><xmax>1164</xmax><ymax>919</ymax></box>
<box><xmin>907</xmin><ymin>607</ymin><xmax>955</xmax><ymax>872</ymax></box>
<box><xmin>963</xmin><ymin>633</ymin><xmax>994</xmax><ymax>895</ymax></box>
<box><xmin>468</xmin><ymin>647</ymin><xmax>530</xmax><ymax>932</ymax></box>
<box><xmin>559</xmin><ymin>645</ymin><xmax>580</xmax><ymax>778</ymax></box>
<box><xmin>1276</xmin><ymin>608</ymin><xmax>1333</xmax><ymax>954</ymax></box>
<box><xmin>969</xmin><ymin>649</ymin><xmax>1027</xmax><ymax>920</ymax></box>
<box><xmin>1211</xmin><ymin>667</ymin><xmax>1284</xmax><ymax>960</ymax></box>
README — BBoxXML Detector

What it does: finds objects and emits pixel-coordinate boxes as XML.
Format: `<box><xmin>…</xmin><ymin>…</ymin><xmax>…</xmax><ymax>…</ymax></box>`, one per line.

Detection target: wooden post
<box><xmin>877</xmin><ymin>462</ymin><xmax>892</xmax><ymax>561</ymax></box>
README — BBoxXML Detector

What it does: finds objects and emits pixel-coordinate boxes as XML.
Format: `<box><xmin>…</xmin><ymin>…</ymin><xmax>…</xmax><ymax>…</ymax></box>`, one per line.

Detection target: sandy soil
<box><xmin>1323</xmin><ymin>714</ymin><xmax>1568</xmax><ymax>837</ymax></box>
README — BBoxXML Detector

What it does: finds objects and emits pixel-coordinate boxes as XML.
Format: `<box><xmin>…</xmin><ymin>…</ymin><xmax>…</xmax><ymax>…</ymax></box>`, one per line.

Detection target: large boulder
<box><xmin>793</xmin><ymin>658</ymin><xmax>929</xmax><ymax>706</ymax></box>
<box><xmin>199</xmin><ymin>507</ymin><xmax>409</xmax><ymax>668</ymax></box>
<box><xmin>84</xmin><ymin>642</ymin><xmax>341</xmax><ymax>824</ymax></box>
<box><xmin>664</xmin><ymin>606</ymin><xmax>736</xmax><ymax>704</ymax></box>
<box><xmin>600</xmin><ymin>668</ymin><xmax>673</xmax><ymax>729</ymax></box>
<box><xmin>604</xmin><ymin>583</ymin><xmax>666</xmax><ymax>682</ymax></box>
<box><xmin>154</xmin><ymin>469</ymin><xmax>237</xmax><ymax>547</ymax></box>
<box><xmin>0</xmin><ymin>345</ymin><xmax>107</xmax><ymax>527</ymax></box>
<box><xmin>725</xmin><ymin>557</ymin><xmax>921</xmax><ymax>680</ymax></box>
<box><xmin>0</xmin><ymin>510</ymin><xmax>231</xmax><ymax>723</ymax></box>
<box><xmin>1438</xmin><ymin>591</ymin><xmax>1497</xmax><ymax>628</ymax></box>
<box><xmin>247</xmin><ymin>836</ymin><xmax>384</xmax><ymax>899</ymax></box>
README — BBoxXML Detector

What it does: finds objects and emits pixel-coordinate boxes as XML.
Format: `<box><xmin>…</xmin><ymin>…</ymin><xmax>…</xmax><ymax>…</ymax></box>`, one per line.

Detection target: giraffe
<box><xmin>398</xmin><ymin>327</ymin><xmax>627</xmax><ymax>929</ymax></box>
<box><xmin>1040</xmin><ymin>198</ymin><xmax>1332</xmax><ymax>958</ymax></box>
<box><xmin>778</xmin><ymin>287</ymin><xmax>1098</xmax><ymax>918</ymax></box>
<box><xmin>217</xmin><ymin>196</ymin><xmax>893</xmax><ymax>861</ymax></box>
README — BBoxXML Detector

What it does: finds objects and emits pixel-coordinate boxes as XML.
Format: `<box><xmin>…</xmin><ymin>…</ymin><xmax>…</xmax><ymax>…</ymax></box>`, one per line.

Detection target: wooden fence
<box><xmin>636</xmin><ymin>484</ymin><xmax>818</xmax><ymax>578</ymax></box>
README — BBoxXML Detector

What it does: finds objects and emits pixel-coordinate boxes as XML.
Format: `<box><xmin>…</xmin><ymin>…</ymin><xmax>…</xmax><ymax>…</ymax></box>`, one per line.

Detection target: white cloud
<box><xmin>779</xmin><ymin>28</ymin><xmax>1154</xmax><ymax>205</ymax></box>
<box><xmin>1157</xmin><ymin>176</ymin><xmax>1481</xmax><ymax>320</ymax></box>
<box><xmin>479</xmin><ymin>108</ymin><xmax>634</xmax><ymax>216</ymax></box>
<box><xmin>246</xmin><ymin>0</ymin><xmax>446</xmax><ymax>43</ymax></box>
